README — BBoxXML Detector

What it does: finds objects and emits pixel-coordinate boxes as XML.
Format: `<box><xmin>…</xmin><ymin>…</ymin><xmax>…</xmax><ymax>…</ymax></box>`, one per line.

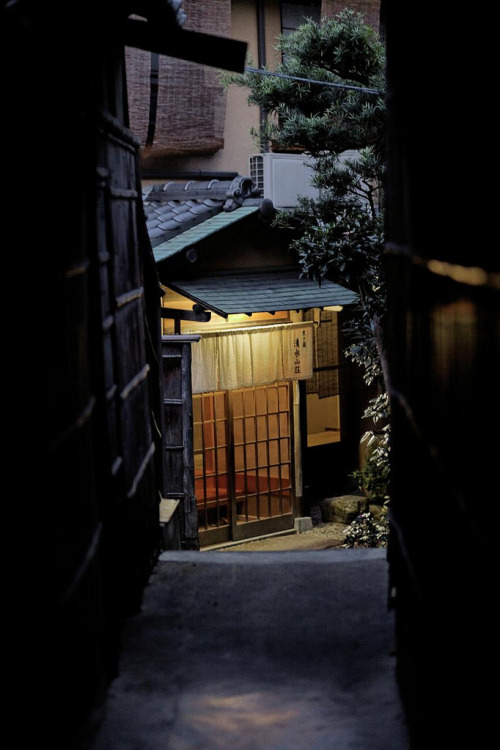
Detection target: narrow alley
<box><xmin>6</xmin><ymin>4</ymin><xmax>496</xmax><ymax>750</ymax></box>
<box><xmin>89</xmin><ymin>549</ymin><xmax>409</xmax><ymax>749</ymax></box>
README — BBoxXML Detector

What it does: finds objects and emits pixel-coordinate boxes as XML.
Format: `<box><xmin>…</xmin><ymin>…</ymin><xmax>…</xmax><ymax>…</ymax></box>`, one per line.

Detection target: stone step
<box><xmin>320</xmin><ymin>494</ymin><xmax>368</xmax><ymax>524</ymax></box>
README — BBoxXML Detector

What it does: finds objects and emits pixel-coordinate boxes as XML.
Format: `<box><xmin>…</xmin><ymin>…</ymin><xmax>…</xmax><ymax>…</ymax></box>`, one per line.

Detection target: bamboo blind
<box><xmin>125</xmin><ymin>0</ymin><xmax>231</xmax><ymax>156</ymax></box>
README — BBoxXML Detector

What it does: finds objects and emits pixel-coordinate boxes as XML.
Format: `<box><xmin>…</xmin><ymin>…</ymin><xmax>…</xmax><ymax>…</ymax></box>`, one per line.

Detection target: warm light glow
<box><xmin>425</xmin><ymin>260</ymin><xmax>500</xmax><ymax>289</ymax></box>
<box><xmin>226</xmin><ymin>311</ymin><xmax>288</xmax><ymax>324</ymax></box>
<box><xmin>226</xmin><ymin>313</ymin><xmax>253</xmax><ymax>324</ymax></box>
<box><xmin>427</xmin><ymin>260</ymin><xmax>487</xmax><ymax>286</ymax></box>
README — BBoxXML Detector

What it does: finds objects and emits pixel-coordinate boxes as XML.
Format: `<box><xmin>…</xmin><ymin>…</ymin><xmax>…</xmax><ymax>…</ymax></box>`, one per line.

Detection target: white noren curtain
<box><xmin>191</xmin><ymin>322</ymin><xmax>313</xmax><ymax>394</ymax></box>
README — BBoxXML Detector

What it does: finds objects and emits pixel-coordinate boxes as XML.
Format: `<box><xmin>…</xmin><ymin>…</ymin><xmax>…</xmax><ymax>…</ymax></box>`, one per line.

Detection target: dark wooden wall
<box><xmin>384</xmin><ymin>3</ymin><xmax>499</xmax><ymax>747</ymax></box>
<box><xmin>162</xmin><ymin>335</ymin><xmax>200</xmax><ymax>550</ymax></box>
<box><xmin>3</xmin><ymin>6</ymin><xmax>164</xmax><ymax>747</ymax></box>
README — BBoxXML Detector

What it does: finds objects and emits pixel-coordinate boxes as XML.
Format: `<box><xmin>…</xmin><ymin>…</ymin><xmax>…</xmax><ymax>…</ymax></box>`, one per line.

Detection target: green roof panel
<box><xmin>153</xmin><ymin>205</ymin><xmax>259</xmax><ymax>262</ymax></box>
<box><xmin>165</xmin><ymin>270</ymin><xmax>358</xmax><ymax>317</ymax></box>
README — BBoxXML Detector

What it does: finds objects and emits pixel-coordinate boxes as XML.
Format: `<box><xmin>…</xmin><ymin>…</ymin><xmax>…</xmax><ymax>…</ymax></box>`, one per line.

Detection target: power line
<box><xmin>244</xmin><ymin>67</ymin><xmax>381</xmax><ymax>95</ymax></box>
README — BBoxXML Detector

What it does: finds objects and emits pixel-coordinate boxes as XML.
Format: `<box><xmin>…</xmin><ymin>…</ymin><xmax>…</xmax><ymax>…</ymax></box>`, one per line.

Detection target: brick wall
<box><xmin>321</xmin><ymin>0</ymin><xmax>381</xmax><ymax>31</ymax></box>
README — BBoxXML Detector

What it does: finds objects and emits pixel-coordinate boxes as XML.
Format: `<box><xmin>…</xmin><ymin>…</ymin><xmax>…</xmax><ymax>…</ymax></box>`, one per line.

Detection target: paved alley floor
<box><xmin>90</xmin><ymin>549</ymin><xmax>410</xmax><ymax>750</ymax></box>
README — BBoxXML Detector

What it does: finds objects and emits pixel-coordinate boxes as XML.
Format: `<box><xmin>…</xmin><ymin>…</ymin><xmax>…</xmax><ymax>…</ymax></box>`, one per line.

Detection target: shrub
<box><xmin>342</xmin><ymin>510</ymin><xmax>389</xmax><ymax>548</ymax></box>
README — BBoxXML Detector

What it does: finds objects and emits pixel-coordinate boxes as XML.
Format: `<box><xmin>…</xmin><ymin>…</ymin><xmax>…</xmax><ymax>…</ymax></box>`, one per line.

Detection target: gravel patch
<box><xmin>210</xmin><ymin>522</ymin><xmax>349</xmax><ymax>552</ymax></box>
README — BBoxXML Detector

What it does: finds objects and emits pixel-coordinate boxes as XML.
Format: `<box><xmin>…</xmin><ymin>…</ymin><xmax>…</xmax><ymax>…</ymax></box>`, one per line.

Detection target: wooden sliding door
<box><xmin>194</xmin><ymin>391</ymin><xmax>231</xmax><ymax>546</ymax></box>
<box><xmin>194</xmin><ymin>381</ymin><xmax>295</xmax><ymax>546</ymax></box>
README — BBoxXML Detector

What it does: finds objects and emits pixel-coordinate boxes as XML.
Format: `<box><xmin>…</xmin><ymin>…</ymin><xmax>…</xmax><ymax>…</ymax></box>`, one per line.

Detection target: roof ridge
<box><xmin>146</xmin><ymin>176</ymin><xmax>260</xmax><ymax>205</ymax></box>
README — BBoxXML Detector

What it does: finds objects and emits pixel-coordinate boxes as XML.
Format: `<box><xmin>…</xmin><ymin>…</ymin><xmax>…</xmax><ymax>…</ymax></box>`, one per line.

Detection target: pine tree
<box><xmin>223</xmin><ymin>9</ymin><xmax>389</xmax><ymax>495</ymax></box>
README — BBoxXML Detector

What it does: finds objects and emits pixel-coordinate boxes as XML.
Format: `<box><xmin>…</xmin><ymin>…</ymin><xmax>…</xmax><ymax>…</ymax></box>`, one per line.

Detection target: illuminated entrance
<box><xmin>160</xmin><ymin>283</ymin><xmax>358</xmax><ymax>548</ymax></box>
<box><xmin>194</xmin><ymin>381</ymin><xmax>294</xmax><ymax>547</ymax></box>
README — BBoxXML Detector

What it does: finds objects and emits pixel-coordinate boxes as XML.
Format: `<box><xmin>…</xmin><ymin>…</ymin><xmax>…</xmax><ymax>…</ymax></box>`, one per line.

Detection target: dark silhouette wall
<box><xmin>3</xmin><ymin>5</ymin><xmax>164</xmax><ymax>747</ymax></box>
<box><xmin>384</xmin><ymin>3</ymin><xmax>499</xmax><ymax>747</ymax></box>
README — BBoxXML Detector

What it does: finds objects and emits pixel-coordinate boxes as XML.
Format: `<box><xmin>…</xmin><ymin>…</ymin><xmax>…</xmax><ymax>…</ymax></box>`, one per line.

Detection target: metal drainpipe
<box><xmin>256</xmin><ymin>0</ymin><xmax>269</xmax><ymax>152</ymax></box>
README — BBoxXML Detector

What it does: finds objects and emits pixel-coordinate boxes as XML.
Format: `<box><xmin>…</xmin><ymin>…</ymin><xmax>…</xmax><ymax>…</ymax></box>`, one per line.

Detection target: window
<box><xmin>281</xmin><ymin>2</ymin><xmax>321</xmax><ymax>37</ymax></box>
<box><xmin>305</xmin><ymin>310</ymin><xmax>342</xmax><ymax>447</ymax></box>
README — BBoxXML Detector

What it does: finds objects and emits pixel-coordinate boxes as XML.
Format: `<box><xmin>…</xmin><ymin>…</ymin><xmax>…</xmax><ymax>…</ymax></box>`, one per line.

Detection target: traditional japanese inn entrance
<box><xmin>161</xmin><ymin>306</ymin><xmax>361</xmax><ymax>549</ymax></box>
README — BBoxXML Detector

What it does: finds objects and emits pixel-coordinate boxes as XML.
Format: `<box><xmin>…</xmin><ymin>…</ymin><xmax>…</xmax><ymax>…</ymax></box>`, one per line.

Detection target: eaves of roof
<box><xmin>153</xmin><ymin>205</ymin><xmax>260</xmax><ymax>262</ymax></box>
<box><xmin>164</xmin><ymin>270</ymin><xmax>359</xmax><ymax>318</ymax></box>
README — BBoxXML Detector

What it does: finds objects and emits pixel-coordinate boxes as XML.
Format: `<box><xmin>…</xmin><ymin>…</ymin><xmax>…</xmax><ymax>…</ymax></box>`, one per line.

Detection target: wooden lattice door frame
<box><xmin>194</xmin><ymin>381</ymin><xmax>297</xmax><ymax>547</ymax></box>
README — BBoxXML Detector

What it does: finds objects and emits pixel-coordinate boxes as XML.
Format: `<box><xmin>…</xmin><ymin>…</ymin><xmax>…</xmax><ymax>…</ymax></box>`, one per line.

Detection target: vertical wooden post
<box><xmin>162</xmin><ymin>334</ymin><xmax>201</xmax><ymax>550</ymax></box>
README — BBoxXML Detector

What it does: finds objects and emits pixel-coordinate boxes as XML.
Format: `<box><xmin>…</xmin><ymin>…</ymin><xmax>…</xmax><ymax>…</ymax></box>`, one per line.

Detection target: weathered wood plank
<box><xmin>161</xmin><ymin>336</ymin><xmax>201</xmax><ymax>550</ymax></box>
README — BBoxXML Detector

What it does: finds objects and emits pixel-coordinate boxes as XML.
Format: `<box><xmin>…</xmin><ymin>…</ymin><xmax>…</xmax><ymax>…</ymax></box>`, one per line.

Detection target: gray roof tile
<box><xmin>149</xmin><ymin>227</ymin><xmax>167</xmax><ymax>240</ymax></box>
<box><xmin>158</xmin><ymin>219</ymin><xmax>180</xmax><ymax>232</ymax></box>
<box><xmin>143</xmin><ymin>176</ymin><xmax>263</xmax><ymax>251</ymax></box>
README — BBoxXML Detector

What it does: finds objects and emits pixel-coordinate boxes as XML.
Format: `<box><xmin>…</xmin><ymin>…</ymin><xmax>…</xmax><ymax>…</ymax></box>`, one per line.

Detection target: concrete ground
<box><xmin>89</xmin><ymin>545</ymin><xmax>410</xmax><ymax>750</ymax></box>
<box><xmin>205</xmin><ymin>521</ymin><xmax>348</xmax><ymax>552</ymax></box>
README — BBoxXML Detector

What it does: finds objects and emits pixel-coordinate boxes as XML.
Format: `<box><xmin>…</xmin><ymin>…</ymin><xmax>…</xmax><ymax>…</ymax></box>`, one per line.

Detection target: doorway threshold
<box><xmin>202</xmin><ymin>528</ymin><xmax>297</xmax><ymax>552</ymax></box>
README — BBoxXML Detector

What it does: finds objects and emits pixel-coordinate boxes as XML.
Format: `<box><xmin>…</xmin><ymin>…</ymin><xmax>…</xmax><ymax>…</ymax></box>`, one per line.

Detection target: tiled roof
<box><xmin>143</xmin><ymin>177</ymin><xmax>263</xmax><ymax>251</ymax></box>
<box><xmin>153</xmin><ymin>206</ymin><xmax>260</xmax><ymax>262</ymax></box>
<box><xmin>143</xmin><ymin>177</ymin><xmax>359</xmax><ymax>314</ymax></box>
<box><xmin>165</xmin><ymin>270</ymin><xmax>359</xmax><ymax>317</ymax></box>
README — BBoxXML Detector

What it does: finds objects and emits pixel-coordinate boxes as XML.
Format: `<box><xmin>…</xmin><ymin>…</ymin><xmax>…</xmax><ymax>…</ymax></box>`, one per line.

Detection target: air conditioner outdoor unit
<box><xmin>249</xmin><ymin>153</ymin><xmax>320</xmax><ymax>209</ymax></box>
